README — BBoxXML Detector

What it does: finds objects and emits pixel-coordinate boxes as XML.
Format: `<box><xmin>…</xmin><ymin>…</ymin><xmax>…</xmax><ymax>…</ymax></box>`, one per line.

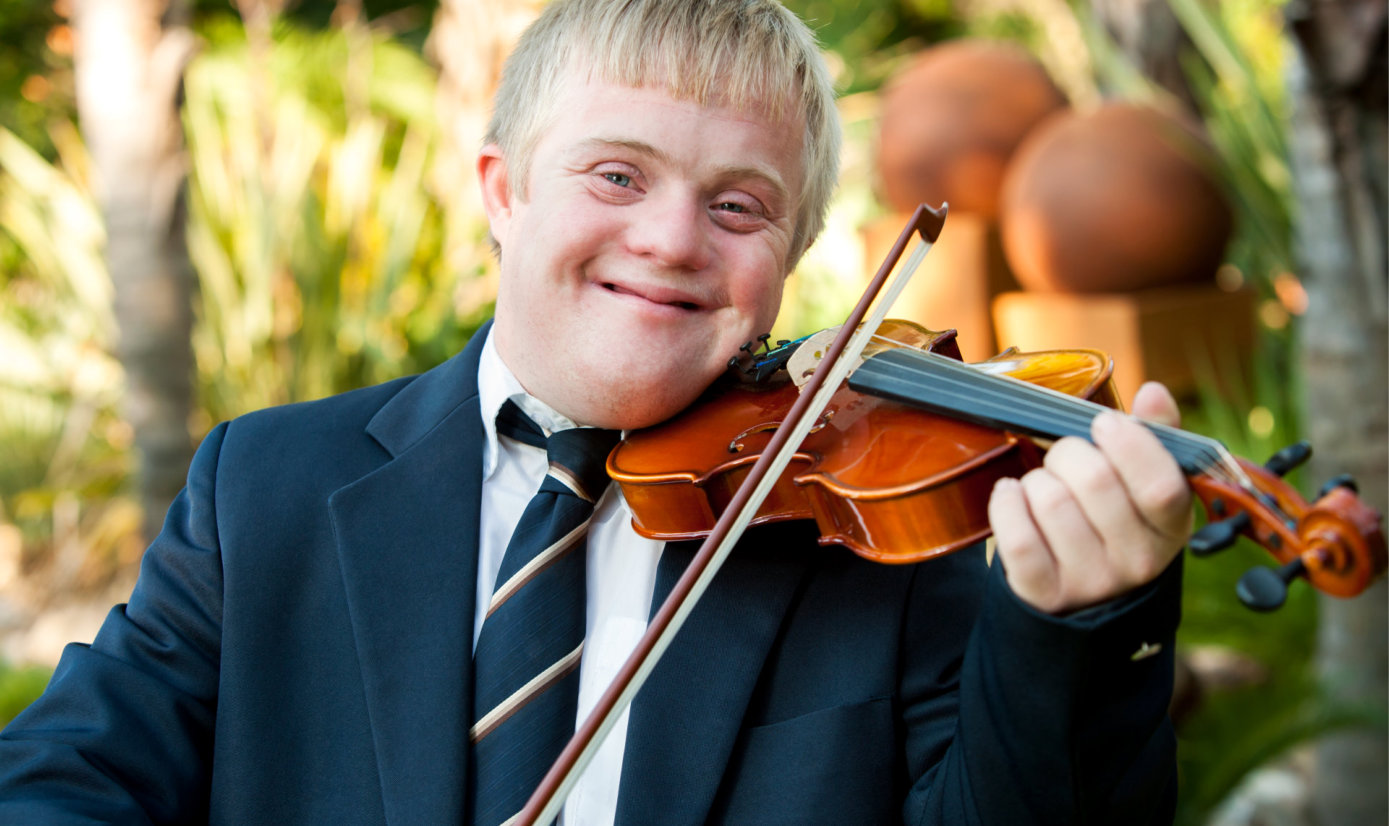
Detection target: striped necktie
<box><xmin>468</xmin><ymin>400</ymin><xmax>621</xmax><ymax>826</ymax></box>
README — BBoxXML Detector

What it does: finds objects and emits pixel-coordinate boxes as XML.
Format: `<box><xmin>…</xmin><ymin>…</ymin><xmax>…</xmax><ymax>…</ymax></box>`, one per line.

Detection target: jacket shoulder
<box><xmin>212</xmin><ymin>376</ymin><xmax>419</xmax><ymax>499</ymax></box>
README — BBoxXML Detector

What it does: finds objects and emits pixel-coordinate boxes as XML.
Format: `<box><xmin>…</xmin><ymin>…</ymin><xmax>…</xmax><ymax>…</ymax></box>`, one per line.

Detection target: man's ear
<box><xmin>477</xmin><ymin>143</ymin><xmax>514</xmax><ymax>242</ymax></box>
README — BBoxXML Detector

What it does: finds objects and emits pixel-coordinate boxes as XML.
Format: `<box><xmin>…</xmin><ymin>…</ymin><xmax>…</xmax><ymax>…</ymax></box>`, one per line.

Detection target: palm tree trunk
<box><xmin>1284</xmin><ymin>3</ymin><xmax>1388</xmax><ymax>823</ymax></box>
<box><xmin>73</xmin><ymin>0</ymin><xmax>197</xmax><ymax>542</ymax></box>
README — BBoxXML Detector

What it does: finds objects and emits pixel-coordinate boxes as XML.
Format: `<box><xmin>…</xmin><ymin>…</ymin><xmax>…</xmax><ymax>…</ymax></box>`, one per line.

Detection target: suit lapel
<box><xmin>331</xmin><ymin>328</ymin><xmax>490</xmax><ymax>826</ymax></box>
<box><xmin>616</xmin><ymin>524</ymin><xmax>813</xmax><ymax>826</ymax></box>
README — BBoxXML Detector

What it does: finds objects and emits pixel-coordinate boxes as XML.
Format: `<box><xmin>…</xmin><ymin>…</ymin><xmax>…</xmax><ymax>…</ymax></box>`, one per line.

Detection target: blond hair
<box><xmin>487</xmin><ymin>0</ymin><xmax>840</xmax><ymax>266</ymax></box>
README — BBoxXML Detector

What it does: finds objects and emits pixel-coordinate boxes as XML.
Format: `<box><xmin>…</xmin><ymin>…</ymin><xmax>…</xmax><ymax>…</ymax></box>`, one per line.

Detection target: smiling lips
<box><xmin>599</xmin><ymin>280</ymin><xmax>704</xmax><ymax>311</ymax></box>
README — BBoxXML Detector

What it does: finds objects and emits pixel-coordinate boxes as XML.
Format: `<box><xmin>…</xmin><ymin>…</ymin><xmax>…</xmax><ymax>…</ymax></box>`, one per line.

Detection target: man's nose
<box><xmin>626</xmin><ymin>192</ymin><xmax>713</xmax><ymax>271</ymax></box>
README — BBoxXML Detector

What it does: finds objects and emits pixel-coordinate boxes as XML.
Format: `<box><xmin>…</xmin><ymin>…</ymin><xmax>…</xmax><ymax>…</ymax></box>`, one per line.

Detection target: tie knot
<box><xmin>545</xmin><ymin>427</ymin><xmax>621</xmax><ymax>504</ymax></box>
<box><xmin>497</xmin><ymin>400</ymin><xmax>619</xmax><ymax>503</ymax></box>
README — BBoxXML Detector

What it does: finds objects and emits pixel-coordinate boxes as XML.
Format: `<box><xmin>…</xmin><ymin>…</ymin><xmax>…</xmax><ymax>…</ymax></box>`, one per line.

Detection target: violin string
<box><xmin>947</xmin><ymin>355</ymin><xmax>1223</xmax><ymax>474</ymax></box>
<box><xmin>933</xmin><ymin>353</ymin><xmax>1253</xmax><ymax>489</ymax></box>
<box><xmin>849</xmin><ymin>351</ymin><xmax>1333</xmax><ymax>550</ymax></box>
<box><xmin>847</xmin><ymin>330</ymin><xmax>1255</xmax><ymax>491</ymax></box>
<box><xmin>850</xmin><ymin>348</ymin><xmax>1254</xmax><ymax>491</ymax></box>
<box><xmin>947</xmin><ymin>354</ymin><xmax>1241</xmax><ymax>484</ymax></box>
<box><xmin>940</xmin><ymin>361</ymin><xmax>1295</xmax><ymax>523</ymax></box>
<box><xmin>845</xmin><ymin>342</ymin><xmax>1312</xmax><ymax>534</ymax></box>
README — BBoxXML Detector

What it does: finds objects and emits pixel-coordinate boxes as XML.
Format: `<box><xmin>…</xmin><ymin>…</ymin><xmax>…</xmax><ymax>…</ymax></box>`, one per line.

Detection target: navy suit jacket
<box><xmin>0</xmin><ymin>327</ymin><xmax>1182</xmax><ymax>824</ymax></box>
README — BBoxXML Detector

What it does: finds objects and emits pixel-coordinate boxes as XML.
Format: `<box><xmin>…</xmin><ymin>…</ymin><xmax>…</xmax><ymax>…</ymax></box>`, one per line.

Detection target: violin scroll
<box><xmin>1188</xmin><ymin>447</ymin><xmax>1387</xmax><ymax>611</ymax></box>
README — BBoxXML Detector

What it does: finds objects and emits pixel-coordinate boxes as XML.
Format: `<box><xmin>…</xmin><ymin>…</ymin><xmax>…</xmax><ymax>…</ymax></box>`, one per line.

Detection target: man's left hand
<box><xmin>988</xmin><ymin>381</ymin><xmax>1193</xmax><ymax>615</ymax></box>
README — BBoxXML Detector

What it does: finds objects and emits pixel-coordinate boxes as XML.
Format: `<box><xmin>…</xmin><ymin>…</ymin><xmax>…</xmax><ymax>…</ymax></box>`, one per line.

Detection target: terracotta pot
<box><xmin>876</xmin><ymin>40</ymin><xmax>1067</xmax><ymax>219</ymax></box>
<box><xmin>999</xmin><ymin>103</ymin><xmax>1233</xmax><ymax>293</ymax></box>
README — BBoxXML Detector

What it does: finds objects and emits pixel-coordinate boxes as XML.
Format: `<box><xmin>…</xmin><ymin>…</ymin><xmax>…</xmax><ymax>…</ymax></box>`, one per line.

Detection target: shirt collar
<box><xmin>477</xmin><ymin>328</ymin><xmax>583</xmax><ymax>477</ymax></box>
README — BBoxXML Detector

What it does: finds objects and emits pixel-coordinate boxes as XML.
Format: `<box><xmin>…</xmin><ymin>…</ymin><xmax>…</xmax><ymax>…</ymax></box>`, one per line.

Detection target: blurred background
<box><xmin>0</xmin><ymin>0</ymin><xmax>1384</xmax><ymax>822</ymax></box>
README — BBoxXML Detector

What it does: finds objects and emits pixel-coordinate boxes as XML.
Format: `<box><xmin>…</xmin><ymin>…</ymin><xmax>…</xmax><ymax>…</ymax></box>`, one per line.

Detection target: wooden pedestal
<box><xmin>990</xmin><ymin>284</ymin><xmax>1257</xmax><ymax>407</ymax></box>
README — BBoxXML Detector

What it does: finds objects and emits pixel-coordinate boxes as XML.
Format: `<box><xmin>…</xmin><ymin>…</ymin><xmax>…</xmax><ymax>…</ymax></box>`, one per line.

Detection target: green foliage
<box><xmin>1167</xmin><ymin>0</ymin><xmax>1294</xmax><ymax>296</ymax></box>
<box><xmin>0</xmin><ymin>121</ymin><xmax>131</xmax><ymax>551</ymax></box>
<box><xmin>1175</xmin><ymin>673</ymin><xmax>1387</xmax><ymax>823</ymax></box>
<box><xmin>0</xmin><ymin>14</ymin><xmax>494</xmax><ymax>580</ymax></box>
<box><xmin>183</xmin><ymin>17</ymin><xmax>494</xmax><ymax>422</ymax></box>
<box><xmin>192</xmin><ymin>0</ymin><xmax>442</xmax><ymax>51</ymax></box>
<box><xmin>0</xmin><ymin>0</ymin><xmax>73</xmax><ymax>159</ymax></box>
<box><xmin>785</xmin><ymin>0</ymin><xmax>964</xmax><ymax>95</ymax></box>
<box><xmin>0</xmin><ymin>659</ymin><xmax>50</xmax><ymax>728</ymax></box>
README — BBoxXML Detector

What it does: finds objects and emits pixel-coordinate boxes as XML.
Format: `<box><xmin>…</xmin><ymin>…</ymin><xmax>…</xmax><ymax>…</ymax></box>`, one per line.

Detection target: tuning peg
<box><xmin>1264</xmin><ymin>441</ymin><xmax>1312</xmax><ymax>477</ymax></box>
<box><xmin>1189</xmin><ymin>512</ymin><xmax>1251</xmax><ymax>557</ymax></box>
<box><xmin>1236</xmin><ymin>556</ymin><xmax>1308</xmax><ymax>612</ymax></box>
<box><xmin>1318</xmin><ymin>473</ymin><xmax>1359</xmax><ymax>498</ymax></box>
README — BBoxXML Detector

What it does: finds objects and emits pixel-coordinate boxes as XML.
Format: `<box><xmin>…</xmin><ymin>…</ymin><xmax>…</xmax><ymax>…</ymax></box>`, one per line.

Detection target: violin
<box><xmin>610</xmin><ymin>315</ymin><xmax>1387</xmax><ymax>609</ymax></box>
<box><xmin>516</xmin><ymin>203</ymin><xmax>1387</xmax><ymax>825</ymax></box>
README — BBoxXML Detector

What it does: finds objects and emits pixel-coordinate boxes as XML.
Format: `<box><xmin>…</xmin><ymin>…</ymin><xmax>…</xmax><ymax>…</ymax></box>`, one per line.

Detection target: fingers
<box><xmin>993</xmin><ymin>438</ymin><xmax>1144</xmax><ymax>613</ymax></box>
<box><xmin>1049</xmin><ymin>426</ymin><xmax>1184</xmax><ymax>589</ymax></box>
<box><xmin>1130</xmin><ymin>381</ymin><xmax>1180</xmax><ymax>428</ymax></box>
<box><xmin>990</xmin><ymin>388</ymin><xmax>1194</xmax><ymax>614</ymax></box>
<box><xmin>1121</xmin><ymin>382</ymin><xmax>1191</xmax><ymax>530</ymax></box>
<box><xmin>988</xmin><ymin>476</ymin><xmax>1062</xmax><ymax>611</ymax></box>
<box><xmin>1090</xmin><ymin>410</ymin><xmax>1193</xmax><ymax>547</ymax></box>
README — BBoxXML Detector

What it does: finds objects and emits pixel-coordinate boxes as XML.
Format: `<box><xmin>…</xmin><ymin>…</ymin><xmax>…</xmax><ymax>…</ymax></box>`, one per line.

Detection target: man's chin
<box><xmin>563</xmin><ymin>366</ymin><xmax>719</xmax><ymax>431</ymax></box>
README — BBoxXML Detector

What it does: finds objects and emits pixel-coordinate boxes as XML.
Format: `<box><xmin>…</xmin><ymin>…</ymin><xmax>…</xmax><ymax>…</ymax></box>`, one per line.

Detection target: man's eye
<box><xmin>603</xmin><ymin>172</ymin><xmax>632</xmax><ymax>187</ymax></box>
<box><xmin>715</xmin><ymin>201</ymin><xmax>749</xmax><ymax>214</ymax></box>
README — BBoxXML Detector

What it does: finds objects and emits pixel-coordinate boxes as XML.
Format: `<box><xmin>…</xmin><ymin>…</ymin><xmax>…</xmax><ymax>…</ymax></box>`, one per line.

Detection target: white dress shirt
<box><xmin>474</xmin><ymin>331</ymin><xmax>664</xmax><ymax>826</ymax></box>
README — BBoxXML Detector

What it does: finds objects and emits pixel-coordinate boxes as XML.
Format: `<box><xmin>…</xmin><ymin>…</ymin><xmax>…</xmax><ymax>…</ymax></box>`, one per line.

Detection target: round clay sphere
<box><xmin>876</xmin><ymin>40</ymin><xmax>1068</xmax><ymax>218</ymax></box>
<box><xmin>999</xmin><ymin>103</ymin><xmax>1233</xmax><ymax>292</ymax></box>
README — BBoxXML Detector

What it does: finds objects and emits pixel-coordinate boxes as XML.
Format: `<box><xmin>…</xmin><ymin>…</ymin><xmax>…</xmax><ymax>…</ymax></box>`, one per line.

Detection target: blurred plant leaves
<box><xmin>183</xmin><ymin>17</ymin><xmax>494</xmax><ymax>423</ymax></box>
<box><xmin>0</xmin><ymin>659</ymin><xmax>50</xmax><ymax>728</ymax></box>
<box><xmin>1175</xmin><ymin>671</ymin><xmax>1387</xmax><ymax>823</ymax></box>
<box><xmin>0</xmin><ymin>118</ymin><xmax>133</xmax><ymax>583</ymax></box>
<box><xmin>0</xmin><ymin>14</ymin><xmax>496</xmax><ymax>583</ymax></box>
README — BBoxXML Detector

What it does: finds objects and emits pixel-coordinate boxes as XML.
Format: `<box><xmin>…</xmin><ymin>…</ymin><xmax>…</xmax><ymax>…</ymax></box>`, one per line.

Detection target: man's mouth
<box><xmin>600</xmin><ymin>281</ymin><xmax>702</xmax><ymax>311</ymax></box>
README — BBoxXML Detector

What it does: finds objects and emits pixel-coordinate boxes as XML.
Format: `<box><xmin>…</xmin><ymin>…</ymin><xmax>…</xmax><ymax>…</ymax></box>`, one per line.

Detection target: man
<box><xmin>0</xmin><ymin>0</ymin><xmax>1191</xmax><ymax>823</ymax></box>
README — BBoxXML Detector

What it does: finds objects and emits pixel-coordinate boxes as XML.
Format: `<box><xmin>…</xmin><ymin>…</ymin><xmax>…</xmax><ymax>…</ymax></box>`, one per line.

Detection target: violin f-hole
<box><xmin>728</xmin><ymin>409</ymin><xmax>835</xmax><ymax>453</ymax></box>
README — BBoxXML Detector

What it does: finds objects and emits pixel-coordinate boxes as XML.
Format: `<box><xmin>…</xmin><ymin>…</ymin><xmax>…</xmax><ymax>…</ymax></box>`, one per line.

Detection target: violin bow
<box><xmin>515</xmin><ymin>203</ymin><xmax>949</xmax><ymax>825</ymax></box>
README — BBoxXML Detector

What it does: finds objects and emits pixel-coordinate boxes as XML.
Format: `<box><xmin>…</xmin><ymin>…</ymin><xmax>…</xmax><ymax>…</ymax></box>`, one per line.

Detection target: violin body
<box><xmin>609</xmin><ymin>320</ymin><xmax>1120</xmax><ymax>563</ymax></box>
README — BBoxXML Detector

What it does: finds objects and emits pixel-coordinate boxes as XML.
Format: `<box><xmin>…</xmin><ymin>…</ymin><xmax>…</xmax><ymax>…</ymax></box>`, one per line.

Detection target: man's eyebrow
<box><xmin>576</xmin><ymin>137</ymin><xmax>791</xmax><ymax>205</ymax></box>
<box><xmin>577</xmin><ymin>137</ymin><xmax>673</xmax><ymax>165</ymax></box>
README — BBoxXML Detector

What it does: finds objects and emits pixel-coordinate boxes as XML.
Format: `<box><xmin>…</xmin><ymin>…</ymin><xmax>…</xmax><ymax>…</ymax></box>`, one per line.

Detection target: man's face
<box><xmin>479</xmin><ymin>73</ymin><xmax>805</xmax><ymax>430</ymax></box>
